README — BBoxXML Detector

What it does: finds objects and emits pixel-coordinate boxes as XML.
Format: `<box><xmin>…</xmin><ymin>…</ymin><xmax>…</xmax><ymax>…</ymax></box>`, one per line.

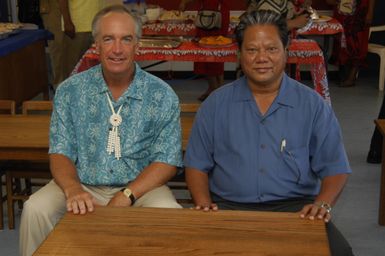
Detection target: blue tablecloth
<box><xmin>0</xmin><ymin>29</ymin><xmax>52</xmax><ymax>57</ymax></box>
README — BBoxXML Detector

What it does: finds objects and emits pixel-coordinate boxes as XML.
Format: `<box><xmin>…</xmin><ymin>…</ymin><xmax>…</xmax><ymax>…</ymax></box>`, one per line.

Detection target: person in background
<box><xmin>123</xmin><ymin>0</ymin><xmax>147</xmax><ymax>16</ymax></box>
<box><xmin>327</xmin><ymin>0</ymin><xmax>376</xmax><ymax>87</ymax></box>
<box><xmin>366</xmin><ymin>98</ymin><xmax>384</xmax><ymax>163</ymax></box>
<box><xmin>179</xmin><ymin>0</ymin><xmax>230</xmax><ymax>101</ymax></box>
<box><xmin>184</xmin><ymin>10</ymin><xmax>353</xmax><ymax>256</ymax></box>
<box><xmin>19</xmin><ymin>5</ymin><xmax>182</xmax><ymax>256</ymax></box>
<box><xmin>58</xmin><ymin>0</ymin><xmax>104</xmax><ymax>78</ymax></box>
<box><xmin>246</xmin><ymin>0</ymin><xmax>310</xmax><ymax>30</ymax></box>
<box><xmin>40</xmin><ymin>0</ymin><xmax>66</xmax><ymax>89</ymax></box>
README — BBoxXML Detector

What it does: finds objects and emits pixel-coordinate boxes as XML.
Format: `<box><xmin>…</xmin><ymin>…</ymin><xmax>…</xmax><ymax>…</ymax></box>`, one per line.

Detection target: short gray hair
<box><xmin>91</xmin><ymin>4</ymin><xmax>142</xmax><ymax>40</ymax></box>
<box><xmin>235</xmin><ymin>10</ymin><xmax>289</xmax><ymax>49</ymax></box>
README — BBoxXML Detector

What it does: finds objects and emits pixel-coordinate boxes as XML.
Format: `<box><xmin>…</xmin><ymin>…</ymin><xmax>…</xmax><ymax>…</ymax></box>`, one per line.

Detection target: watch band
<box><xmin>120</xmin><ymin>188</ymin><xmax>136</xmax><ymax>204</ymax></box>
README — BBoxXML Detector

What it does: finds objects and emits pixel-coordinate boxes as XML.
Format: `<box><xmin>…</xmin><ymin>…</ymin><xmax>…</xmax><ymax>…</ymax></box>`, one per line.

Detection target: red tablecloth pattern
<box><xmin>72</xmin><ymin>39</ymin><xmax>330</xmax><ymax>104</ymax></box>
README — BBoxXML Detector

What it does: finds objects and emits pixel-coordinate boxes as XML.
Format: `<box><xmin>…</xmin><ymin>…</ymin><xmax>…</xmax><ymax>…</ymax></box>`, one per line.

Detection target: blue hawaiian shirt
<box><xmin>49</xmin><ymin>64</ymin><xmax>183</xmax><ymax>186</ymax></box>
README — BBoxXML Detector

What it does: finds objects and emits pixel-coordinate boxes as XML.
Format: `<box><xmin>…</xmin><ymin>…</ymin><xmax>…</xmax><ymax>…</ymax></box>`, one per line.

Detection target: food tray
<box><xmin>139</xmin><ymin>38</ymin><xmax>181</xmax><ymax>49</ymax></box>
<box><xmin>313</xmin><ymin>15</ymin><xmax>332</xmax><ymax>23</ymax></box>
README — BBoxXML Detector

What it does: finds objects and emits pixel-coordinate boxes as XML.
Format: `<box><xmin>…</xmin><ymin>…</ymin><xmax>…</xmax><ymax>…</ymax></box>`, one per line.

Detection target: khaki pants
<box><xmin>40</xmin><ymin>0</ymin><xmax>65</xmax><ymax>88</ymax></box>
<box><xmin>19</xmin><ymin>180</ymin><xmax>181</xmax><ymax>256</ymax></box>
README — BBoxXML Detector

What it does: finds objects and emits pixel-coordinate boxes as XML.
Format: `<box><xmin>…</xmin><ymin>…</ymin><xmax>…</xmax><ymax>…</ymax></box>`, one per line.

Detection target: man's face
<box><xmin>94</xmin><ymin>12</ymin><xmax>138</xmax><ymax>79</ymax></box>
<box><xmin>240</xmin><ymin>24</ymin><xmax>287</xmax><ymax>89</ymax></box>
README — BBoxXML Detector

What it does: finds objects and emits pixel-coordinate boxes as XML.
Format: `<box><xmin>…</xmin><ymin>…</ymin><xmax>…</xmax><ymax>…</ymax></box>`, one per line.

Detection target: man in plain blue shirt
<box><xmin>184</xmin><ymin>10</ymin><xmax>353</xmax><ymax>256</ymax></box>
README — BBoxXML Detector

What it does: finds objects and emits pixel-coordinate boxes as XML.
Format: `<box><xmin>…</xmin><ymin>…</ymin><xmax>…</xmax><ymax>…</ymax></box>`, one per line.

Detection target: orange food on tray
<box><xmin>199</xmin><ymin>36</ymin><xmax>233</xmax><ymax>46</ymax></box>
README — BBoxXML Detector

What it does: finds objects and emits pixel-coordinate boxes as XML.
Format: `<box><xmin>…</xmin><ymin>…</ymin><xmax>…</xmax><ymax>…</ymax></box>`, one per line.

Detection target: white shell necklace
<box><xmin>106</xmin><ymin>92</ymin><xmax>123</xmax><ymax>160</ymax></box>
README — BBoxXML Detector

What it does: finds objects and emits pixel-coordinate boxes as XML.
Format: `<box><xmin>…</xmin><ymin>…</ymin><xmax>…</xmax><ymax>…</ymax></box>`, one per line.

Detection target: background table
<box><xmin>0</xmin><ymin>30</ymin><xmax>52</xmax><ymax>106</ymax></box>
<box><xmin>0</xmin><ymin>115</ymin><xmax>50</xmax><ymax>161</ymax></box>
<box><xmin>0</xmin><ymin>114</ymin><xmax>193</xmax><ymax>160</ymax></box>
<box><xmin>72</xmin><ymin>39</ymin><xmax>330</xmax><ymax>104</ymax></box>
<box><xmin>34</xmin><ymin>207</ymin><xmax>330</xmax><ymax>256</ymax></box>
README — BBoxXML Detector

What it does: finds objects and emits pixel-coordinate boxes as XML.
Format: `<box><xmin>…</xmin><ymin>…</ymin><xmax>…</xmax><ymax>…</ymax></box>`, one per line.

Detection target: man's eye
<box><xmin>103</xmin><ymin>37</ymin><xmax>112</xmax><ymax>43</ymax></box>
<box><xmin>246</xmin><ymin>48</ymin><xmax>257</xmax><ymax>53</ymax></box>
<box><xmin>268</xmin><ymin>47</ymin><xmax>278</xmax><ymax>52</ymax></box>
<box><xmin>123</xmin><ymin>37</ymin><xmax>133</xmax><ymax>43</ymax></box>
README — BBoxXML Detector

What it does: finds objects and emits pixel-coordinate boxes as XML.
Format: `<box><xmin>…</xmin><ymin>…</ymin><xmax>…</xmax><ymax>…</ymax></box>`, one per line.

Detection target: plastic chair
<box><xmin>6</xmin><ymin>100</ymin><xmax>52</xmax><ymax>229</ymax></box>
<box><xmin>0</xmin><ymin>100</ymin><xmax>16</xmax><ymax>230</ymax></box>
<box><xmin>368</xmin><ymin>25</ymin><xmax>385</xmax><ymax>91</ymax></box>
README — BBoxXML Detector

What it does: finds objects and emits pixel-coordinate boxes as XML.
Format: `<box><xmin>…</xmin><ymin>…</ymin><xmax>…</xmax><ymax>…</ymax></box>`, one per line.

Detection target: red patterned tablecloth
<box><xmin>142</xmin><ymin>22</ymin><xmax>237</xmax><ymax>37</ymax></box>
<box><xmin>72</xmin><ymin>39</ymin><xmax>330</xmax><ymax>104</ymax></box>
<box><xmin>142</xmin><ymin>19</ymin><xmax>341</xmax><ymax>37</ymax></box>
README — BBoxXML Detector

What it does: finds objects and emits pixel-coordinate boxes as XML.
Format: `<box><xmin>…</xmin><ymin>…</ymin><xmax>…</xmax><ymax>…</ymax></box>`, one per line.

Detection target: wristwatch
<box><xmin>315</xmin><ymin>201</ymin><xmax>332</xmax><ymax>213</ymax></box>
<box><xmin>120</xmin><ymin>188</ymin><xmax>136</xmax><ymax>205</ymax></box>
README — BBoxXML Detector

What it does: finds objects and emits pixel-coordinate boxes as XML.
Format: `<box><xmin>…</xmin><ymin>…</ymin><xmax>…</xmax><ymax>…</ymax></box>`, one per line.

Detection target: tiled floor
<box><xmin>1</xmin><ymin>74</ymin><xmax>385</xmax><ymax>256</ymax></box>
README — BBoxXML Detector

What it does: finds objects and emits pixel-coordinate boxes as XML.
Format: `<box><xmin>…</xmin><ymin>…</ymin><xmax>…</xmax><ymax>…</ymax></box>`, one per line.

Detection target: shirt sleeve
<box><xmin>184</xmin><ymin>96</ymin><xmax>216</xmax><ymax>173</ymax></box>
<box><xmin>150</xmin><ymin>95</ymin><xmax>183</xmax><ymax>168</ymax></box>
<box><xmin>49</xmin><ymin>84</ymin><xmax>78</xmax><ymax>163</ymax></box>
<box><xmin>310</xmin><ymin>100</ymin><xmax>351</xmax><ymax>178</ymax></box>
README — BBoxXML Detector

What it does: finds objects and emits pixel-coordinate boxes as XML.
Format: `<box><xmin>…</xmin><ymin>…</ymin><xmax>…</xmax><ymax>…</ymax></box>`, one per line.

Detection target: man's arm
<box><xmin>58</xmin><ymin>0</ymin><xmax>75</xmax><ymax>38</ymax></box>
<box><xmin>300</xmin><ymin>173</ymin><xmax>349</xmax><ymax>222</ymax></box>
<box><xmin>107</xmin><ymin>162</ymin><xmax>177</xmax><ymax>206</ymax></box>
<box><xmin>50</xmin><ymin>153</ymin><xmax>96</xmax><ymax>214</ymax></box>
<box><xmin>185</xmin><ymin>167</ymin><xmax>218</xmax><ymax>211</ymax></box>
<box><xmin>287</xmin><ymin>14</ymin><xmax>310</xmax><ymax>30</ymax></box>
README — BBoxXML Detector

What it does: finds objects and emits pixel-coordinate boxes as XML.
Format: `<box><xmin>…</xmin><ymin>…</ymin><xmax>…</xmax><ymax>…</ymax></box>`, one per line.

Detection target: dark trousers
<box><xmin>211</xmin><ymin>194</ymin><xmax>354</xmax><ymax>256</ymax></box>
<box><xmin>369</xmin><ymin>97</ymin><xmax>385</xmax><ymax>153</ymax></box>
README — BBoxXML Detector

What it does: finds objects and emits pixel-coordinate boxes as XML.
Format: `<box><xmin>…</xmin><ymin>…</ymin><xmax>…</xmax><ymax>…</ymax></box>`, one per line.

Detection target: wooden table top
<box><xmin>34</xmin><ymin>207</ymin><xmax>330</xmax><ymax>256</ymax></box>
<box><xmin>0</xmin><ymin>115</ymin><xmax>50</xmax><ymax>148</ymax></box>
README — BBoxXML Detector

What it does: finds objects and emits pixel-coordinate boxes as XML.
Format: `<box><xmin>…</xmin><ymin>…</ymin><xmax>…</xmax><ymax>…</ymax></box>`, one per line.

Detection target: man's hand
<box><xmin>107</xmin><ymin>191</ymin><xmax>133</xmax><ymax>207</ymax></box>
<box><xmin>288</xmin><ymin>14</ymin><xmax>310</xmax><ymax>29</ymax></box>
<box><xmin>192</xmin><ymin>202</ymin><xmax>218</xmax><ymax>212</ymax></box>
<box><xmin>299</xmin><ymin>202</ymin><xmax>331</xmax><ymax>223</ymax></box>
<box><xmin>63</xmin><ymin>20</ymin><xmax>76</xmax><ymax>39</ymax></box>
<box><xmin>65</xmin><ymin>186</ymin><xmax>96</xmax><ymax>214</ymax></box>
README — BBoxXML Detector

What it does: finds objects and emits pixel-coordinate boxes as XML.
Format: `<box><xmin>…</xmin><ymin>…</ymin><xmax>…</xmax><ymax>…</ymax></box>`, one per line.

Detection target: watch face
<box><xmin>123</xmin><ymin>188</ymin><xmax>132</xmax><ymax>198</ymax></box>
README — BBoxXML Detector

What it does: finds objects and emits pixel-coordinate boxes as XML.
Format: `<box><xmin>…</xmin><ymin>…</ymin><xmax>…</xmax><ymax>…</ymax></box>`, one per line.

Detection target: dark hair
<box><xmin>91</xmin><ymin>4</ymin><xmax>142</xmax><ymax>40</ymax></box>
<box><xmin>235</xmin><ymin>10</ymin><xmax>289</xmax><ymax>49</ymax></box>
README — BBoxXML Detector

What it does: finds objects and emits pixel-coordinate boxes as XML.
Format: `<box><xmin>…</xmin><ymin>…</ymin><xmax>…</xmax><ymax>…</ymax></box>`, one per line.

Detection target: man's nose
<box><xmin>112</xmin><ymin>41</ymin><xmax>122</xmax><ymax>53</ymax></box>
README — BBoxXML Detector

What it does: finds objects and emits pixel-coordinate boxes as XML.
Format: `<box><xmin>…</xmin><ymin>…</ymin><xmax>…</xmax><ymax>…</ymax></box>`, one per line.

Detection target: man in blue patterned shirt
<box><xmin>20</xmin><ymin>5</ymin><xmax>183</xmax><ymax>256</ymax></box>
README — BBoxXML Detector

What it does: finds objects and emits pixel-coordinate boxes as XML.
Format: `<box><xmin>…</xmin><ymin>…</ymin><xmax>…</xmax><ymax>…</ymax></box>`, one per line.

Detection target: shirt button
<box><xmin>259</xmin><ymin>168</ymin><xmax>265</xmax><ymax>173</ymax></box>
<box><xmin>260</xmin><ymin>144</ymin><xmax>266</xmax><ymax>149</ymax></box>
<box><xmin>109</xmin><ymin>170</ymin><xmax>114</xmax><ymax>174</ymax></box>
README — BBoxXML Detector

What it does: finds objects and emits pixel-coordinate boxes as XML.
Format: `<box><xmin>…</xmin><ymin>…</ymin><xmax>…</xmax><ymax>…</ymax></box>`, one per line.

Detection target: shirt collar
<box><xmin>234</xmin><ymin>74</ymin><xmax>296</xmax><ymax>108</ymax></box>
<box><xmin>91</xmin><ymin>63</ymin><xmax>144</xmax><ymax>101</ymax></box>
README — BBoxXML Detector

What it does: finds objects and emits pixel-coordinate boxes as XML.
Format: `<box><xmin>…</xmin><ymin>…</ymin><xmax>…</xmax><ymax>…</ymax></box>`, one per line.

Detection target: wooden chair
<box><xmin>6</xmin><ymin>100</ymin><xmax>52</xmax><ymax>229</ymax></box>
<box><xmin>0</xmin><ymin>100</ymin><xmax>16</xmax><ymax>229</ymax></box>
<box><xmin>0</xmin><ymin>100</ymin><xmax>16</xmax><ymax>115</ymax></box>
<box><xmin>168</xmin><ymin>103</ymin><xmax>201</xmax><ymax>205</ymax></box>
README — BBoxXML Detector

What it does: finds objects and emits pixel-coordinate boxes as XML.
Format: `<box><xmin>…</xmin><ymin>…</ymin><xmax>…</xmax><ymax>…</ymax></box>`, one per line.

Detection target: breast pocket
<box><xmin>280</xmin><ymin>146</ymin><xmax>311</xmax><ymax>184</ymax></box>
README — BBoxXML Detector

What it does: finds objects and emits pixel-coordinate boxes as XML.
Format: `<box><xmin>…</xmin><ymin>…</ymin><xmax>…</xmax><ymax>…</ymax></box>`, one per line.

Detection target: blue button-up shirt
<box><xmin>49</xmin><ymin>64</ymin><xmax>183</xmax><ymax>186</ymax></box>
<box><xmin>184</xmin><ymin>74</ymin><xmax>351</xmax><ymax>203</ymax></box>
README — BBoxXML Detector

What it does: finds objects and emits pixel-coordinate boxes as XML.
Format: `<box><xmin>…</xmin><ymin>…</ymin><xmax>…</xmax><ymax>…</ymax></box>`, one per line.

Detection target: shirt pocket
<box><xmin>280</xmin><ymin>146</ymin><xmax>310</xmax><ymax>184</ymax></box>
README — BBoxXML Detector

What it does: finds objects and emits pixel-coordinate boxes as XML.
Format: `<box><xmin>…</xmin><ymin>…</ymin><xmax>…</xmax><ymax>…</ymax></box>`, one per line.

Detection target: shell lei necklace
<box><xmin>106</xmin><ymin>92</ymin><xmax>123</xmax><ymax>160</ymax></box>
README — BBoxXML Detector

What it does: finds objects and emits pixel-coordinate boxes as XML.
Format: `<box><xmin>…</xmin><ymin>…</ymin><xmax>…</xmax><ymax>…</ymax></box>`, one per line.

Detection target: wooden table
<box><xmin>374</xmin><ymin>119</ymin><xmax>385</xmax><ymax>225</ymax></box>
<box><xmin>0</xmin><ymin>114</ymin><xmax>194</xmax><ymax>159</ymax></box>
<box><xmin>34</xmin><ymin>207</ymin><xmax>330</xmax><ymax>256</ymax></box>
<box><xmin>0</xmin><ymin>115</ymin><xmax>50</xmax><ymax>161</ymax></box>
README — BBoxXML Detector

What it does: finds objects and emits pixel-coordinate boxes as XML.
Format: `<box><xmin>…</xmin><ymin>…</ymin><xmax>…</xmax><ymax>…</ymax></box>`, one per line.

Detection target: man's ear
<box><xmin>94</xmin><ymin>42</ymin><xmax>100</xmax><ymax>54</ymax></box>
